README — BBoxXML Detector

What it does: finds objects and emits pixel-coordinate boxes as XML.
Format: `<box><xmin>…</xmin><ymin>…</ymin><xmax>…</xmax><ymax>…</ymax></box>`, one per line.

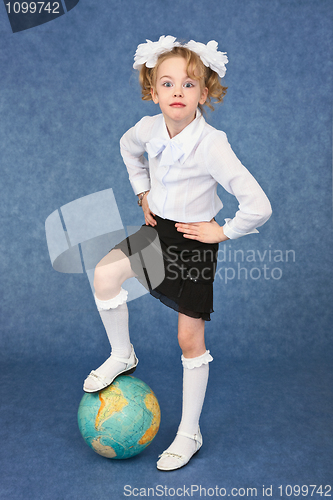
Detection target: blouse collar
<box><xmin>148</xmin><ymin>109</ymin><xmax>206</xmax><ymax>166</ymax></box>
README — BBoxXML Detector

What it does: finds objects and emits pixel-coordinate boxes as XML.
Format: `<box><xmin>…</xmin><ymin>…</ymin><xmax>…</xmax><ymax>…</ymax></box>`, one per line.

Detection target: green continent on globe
<box><xmin>139</xmin><ymin>392</ymin><xmax>161</xmax><ymax>445</ymax></box>
<box><xmin>95</xmin><ymin>385</ymin><xmax>128</xmax><ymax>431</ymax></box>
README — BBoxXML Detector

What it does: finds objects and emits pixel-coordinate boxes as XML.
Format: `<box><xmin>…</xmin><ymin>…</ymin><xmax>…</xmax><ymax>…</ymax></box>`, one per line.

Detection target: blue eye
<box><xmin>163</xmin><ymin>82</ymin><xmax>172</xmax><ymax>87</ymax></box>
<box><xmin>184</xmin><ymin>82</ymin><xmax>194</xmax><ymax>88</ymax></box>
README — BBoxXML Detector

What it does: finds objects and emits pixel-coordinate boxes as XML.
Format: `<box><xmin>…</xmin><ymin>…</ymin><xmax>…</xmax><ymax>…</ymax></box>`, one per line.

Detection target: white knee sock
<box><xmin>164</xmin><ymin>350</ymin><xmax>213</xmax><ymax>457</ymax></box>
<box><xmin>93</xmin><ymin>288</ymin><xmax>132</xmax><ymax>379</ymax></box>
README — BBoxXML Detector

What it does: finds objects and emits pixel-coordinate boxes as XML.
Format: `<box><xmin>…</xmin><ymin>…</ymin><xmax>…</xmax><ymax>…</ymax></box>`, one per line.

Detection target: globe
<box><xmin>77</xmin><ymin>375</ymin><xmax>161</xmax><ymax>459</ymax></box>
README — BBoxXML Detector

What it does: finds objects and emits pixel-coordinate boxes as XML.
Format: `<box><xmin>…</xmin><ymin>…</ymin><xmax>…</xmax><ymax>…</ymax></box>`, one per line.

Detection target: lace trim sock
<box><xmin>163</xmin><ymin>350</ymin><xmax>213</xmax><ymax>459</ymax></box>
<box><xmin>92</xmin><ymin>289</ymin><xmax>132</xmax><ymax>380</ymax></box>
<box><xmin>94</xmin><ymin>287</ymin><xmax>128</xmax><ymax>311</ymax></box>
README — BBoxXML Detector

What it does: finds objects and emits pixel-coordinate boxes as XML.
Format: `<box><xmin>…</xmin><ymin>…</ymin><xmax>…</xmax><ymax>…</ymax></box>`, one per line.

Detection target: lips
<box><xmin>170</xmin><ymin>102</ymin><xmax>185</xmax><ymax>107</ymax></box>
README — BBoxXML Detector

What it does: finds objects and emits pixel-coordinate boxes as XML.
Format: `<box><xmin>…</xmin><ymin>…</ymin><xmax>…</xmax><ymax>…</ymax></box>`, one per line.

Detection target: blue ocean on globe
<box><xmin>78</xmin><ymin>375</ymin><xmax>161</xmax><ymax>459</ymax></box>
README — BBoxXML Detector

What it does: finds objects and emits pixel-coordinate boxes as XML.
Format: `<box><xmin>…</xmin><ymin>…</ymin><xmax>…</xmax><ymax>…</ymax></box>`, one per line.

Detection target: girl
<box><xmin>83</xmin><ymin>36</ymin><xmax>272</xmax><ymax>471</ymax></box>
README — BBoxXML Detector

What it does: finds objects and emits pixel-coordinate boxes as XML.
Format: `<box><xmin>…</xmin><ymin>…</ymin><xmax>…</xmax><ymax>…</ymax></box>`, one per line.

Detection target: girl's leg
<box><xmin>157</xmin><ymin>313</ymin><xmax>213</xmax><ymax>471</ymax></box>
<box><xmin>83</xmin><ymin>249</ymin><xmax>137</xmax><ymax>392</ymax></box>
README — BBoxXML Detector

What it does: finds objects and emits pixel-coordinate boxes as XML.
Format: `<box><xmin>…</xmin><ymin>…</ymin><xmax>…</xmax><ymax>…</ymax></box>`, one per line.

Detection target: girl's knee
<box><xmin>178</xmin><ymin>314</ymin><xmax>206</xmax><ymax>357</ymax></box>
<box><xmin>93</xmin><ymin>266</ymin><xmax>116</xmax><ymax>297</ymax></box>
<box><xmin>93</xmin><ymin>250</ymin><xmax>132</xmax><ymax>297</ymax></box>
<box><xmin>178</xmin><ymin>330</ymin><xmax>202</xmax><ymax>353</ymax></box>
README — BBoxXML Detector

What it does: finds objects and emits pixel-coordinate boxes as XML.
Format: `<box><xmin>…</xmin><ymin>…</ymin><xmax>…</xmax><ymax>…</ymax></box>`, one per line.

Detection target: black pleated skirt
<box><xmin>113</xmin><ymin>215</ymin><xmax>219</xmax><ymax>321</ymax></box>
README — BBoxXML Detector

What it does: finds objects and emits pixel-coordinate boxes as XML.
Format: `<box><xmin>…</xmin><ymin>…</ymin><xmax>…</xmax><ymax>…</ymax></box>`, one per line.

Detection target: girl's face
<box><xmin>151</xmin><ymin>56</ymin><xmax>208</xmax><ymax>136</ymax></box>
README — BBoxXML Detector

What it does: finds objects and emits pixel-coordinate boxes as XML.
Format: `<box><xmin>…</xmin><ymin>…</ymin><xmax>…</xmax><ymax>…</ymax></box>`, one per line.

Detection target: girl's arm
<box><xmin>175</xmin><ymin>219</ymin><xmax>229</xmax><ymax>244</ymax></box>
<box><xmin>176</xmin><ymin>131</ymin><xmax>272</xmax><ymax>244</ymax></box>
<box><xmin>206</xmin><ymin>130</ymin><xmax>272</xmax><ymax>239</ymax></box>
<box><xmin>120</xmin><ymin>118</ymin><xmax>151</xmax><ymax>196</ymax></box>
<box><xmin>141</xmin><ymin>192</ymin><xmax>156</xmax><ymax>227</ymax></box>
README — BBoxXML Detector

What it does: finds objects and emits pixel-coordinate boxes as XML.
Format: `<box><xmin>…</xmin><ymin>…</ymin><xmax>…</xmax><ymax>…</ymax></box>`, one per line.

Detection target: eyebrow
<box><xmin>159</xmin><ymin>75</ymin><xmax>195</xmax><ymax>81</ymax></box>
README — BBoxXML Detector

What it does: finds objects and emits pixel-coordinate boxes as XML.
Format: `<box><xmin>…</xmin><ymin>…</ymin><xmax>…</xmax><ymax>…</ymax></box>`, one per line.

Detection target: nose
<box><xmin>173</xmin><ymin>85</ymin><xmax>183</xmax><ymax>97</ymax></box>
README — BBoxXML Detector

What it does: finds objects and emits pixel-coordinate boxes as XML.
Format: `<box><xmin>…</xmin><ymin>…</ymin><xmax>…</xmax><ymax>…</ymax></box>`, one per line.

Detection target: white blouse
<box><xmin>120</xmin><ymin>111</ymin><xmax>272</xmax><ymax>239</ymax></box>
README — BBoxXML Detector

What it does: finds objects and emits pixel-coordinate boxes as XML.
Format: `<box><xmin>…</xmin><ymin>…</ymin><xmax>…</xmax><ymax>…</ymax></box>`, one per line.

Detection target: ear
<box><xmin>151</xmin><ymin>87</ymin><xmax>159</xmax><ymax>104</ymax></box>
<box><xmin>199</xmin><ymin>86</ymin><xmax>209</xmax><ymax>105</ymax></box>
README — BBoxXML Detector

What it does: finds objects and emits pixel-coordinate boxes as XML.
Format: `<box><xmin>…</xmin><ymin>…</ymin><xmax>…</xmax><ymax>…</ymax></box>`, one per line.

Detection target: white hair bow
<box><xmin>133</xmin><ymin>35</ymin><xmax>180</xmax><ymax>70</ymax></box>
<box><xmin>185</xmin><ymin>40</ymin><xmax>228</xmax><ymax>78</ymax></box>
<box><xmin>133</xmin><ymin>36</ymin><xmax>228</xmax><ymax>78</ymax></box>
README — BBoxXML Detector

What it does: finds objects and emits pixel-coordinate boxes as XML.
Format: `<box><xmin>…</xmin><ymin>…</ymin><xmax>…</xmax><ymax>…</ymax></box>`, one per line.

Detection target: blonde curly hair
<box><xmin>138</xmin><ymin>46</ymin><xmax>227</xmax><ymax>112</ymax></box>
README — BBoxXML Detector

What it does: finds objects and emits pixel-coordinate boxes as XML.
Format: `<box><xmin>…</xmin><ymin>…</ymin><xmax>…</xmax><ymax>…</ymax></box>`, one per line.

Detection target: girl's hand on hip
<box><xmin>142</xmin><ymin>194</ymin><xmax>157</xmax><ymax>227</ymax></box>
<box><xmin>175</xmin><ymin>219</ymin><xmax>229</xmax><ymax>244</ymax></box>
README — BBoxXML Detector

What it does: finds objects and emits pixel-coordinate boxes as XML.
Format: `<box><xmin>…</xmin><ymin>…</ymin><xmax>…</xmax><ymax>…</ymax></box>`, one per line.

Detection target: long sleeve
<box><xmin>204</xmin><ymin>130</ymin><xmax>272</xmax><ymax>239</ymax></box>
<box><xmin>120</xmin><ymin>117</ymin><xmax>151</xmax><ymax>195</ymax></box>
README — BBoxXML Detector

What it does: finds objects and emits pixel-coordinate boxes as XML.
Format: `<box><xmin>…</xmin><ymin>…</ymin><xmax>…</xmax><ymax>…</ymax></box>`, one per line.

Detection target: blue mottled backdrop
<box><xmin>0</xmin><ymin>1</ymin><xmax>332</xmax><ymax>498</ymax></box>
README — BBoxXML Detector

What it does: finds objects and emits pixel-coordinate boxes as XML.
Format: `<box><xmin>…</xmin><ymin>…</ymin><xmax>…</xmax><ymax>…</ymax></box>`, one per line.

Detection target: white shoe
<box><xmin>83</xmin><ymin>344</ymin><xmax>138</xmax><ymax>393</ymax></box>
<box><xmin>156</xmin><ymin>428</ymin><xmax>203</xmax><ymax>471</ymax></box>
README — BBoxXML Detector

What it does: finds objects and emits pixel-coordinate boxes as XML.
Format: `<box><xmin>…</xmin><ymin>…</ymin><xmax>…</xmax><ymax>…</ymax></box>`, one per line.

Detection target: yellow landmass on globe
<box><xmin>95</xmin><ymin>385</ymin><xmax>128</xmax><ymax>431</ymax></box>
<box><xmin>91</xmin><ymin>437</ymin><xmax>117</xmax><ymax>458</ymax></box>
<box><xmin>139</xmin><ymin>391</ymin><xmax>161</xmax><ymax>445</ymax></box>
